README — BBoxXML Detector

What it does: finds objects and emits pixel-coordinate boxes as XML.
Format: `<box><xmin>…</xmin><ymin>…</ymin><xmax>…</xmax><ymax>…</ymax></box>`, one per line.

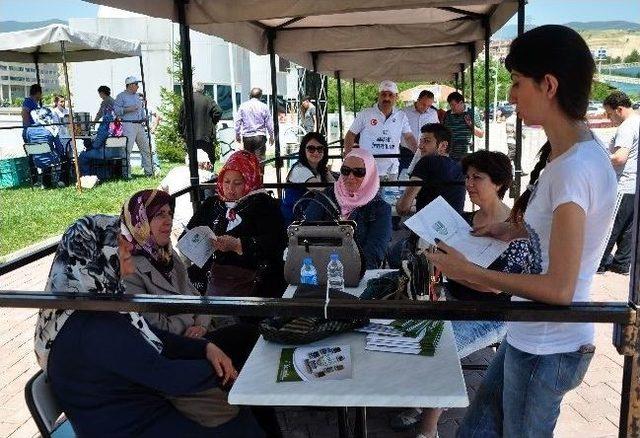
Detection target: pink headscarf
<box><xmin>334</xmin><ymin>148</ymin><xmax>380</xmax><ymax>219</ymax></box>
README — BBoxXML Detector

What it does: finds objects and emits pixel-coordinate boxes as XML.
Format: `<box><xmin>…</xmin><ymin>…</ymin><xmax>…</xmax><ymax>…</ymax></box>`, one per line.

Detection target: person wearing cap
<box><xmin>114</xmin><ymin>76</ymin><xmax>153</xmax><ymax>177</ymax></box>
<box><xmin>343</xmin><ymin>80</ymin><xmax>417</xmax><ymax>180</ymax></box>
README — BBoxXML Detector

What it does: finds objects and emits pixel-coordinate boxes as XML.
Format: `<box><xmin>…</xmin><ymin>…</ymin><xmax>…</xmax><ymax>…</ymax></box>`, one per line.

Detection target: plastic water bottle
<box><xmin>326</xmin><ymin>253</ymin><xmax>345</xmax><ymax>293</ymax></box>
<box><xmin>300</xmin><ymin>257</ymin><xmax>318</xmax><ymax>285</ymax></box>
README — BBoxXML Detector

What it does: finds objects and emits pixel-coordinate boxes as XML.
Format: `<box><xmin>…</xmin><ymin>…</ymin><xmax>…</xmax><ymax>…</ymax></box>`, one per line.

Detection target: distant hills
<box><xmin>0</xmin><ymin>20</ymin><xmax>66</xmax><ymax>33</ymax></box>
<box><xmin>496</xmin><ymin>20</ymin><xmax>640</xmax><ymax>40</ymax></box>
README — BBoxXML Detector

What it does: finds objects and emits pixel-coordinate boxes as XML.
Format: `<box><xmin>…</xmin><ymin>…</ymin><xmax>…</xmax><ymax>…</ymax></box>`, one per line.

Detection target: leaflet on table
<box><xmin>276</xmin><ymin>345</ymin><xmax>352</xmax><ymax>382</ymax></box>
<box><xmin>403</xmin><ymin>196</ymin><xmax>509</xmax><ymax>268</ymax></box>
<box><xmin>177</xmin><ymin>226</ymin><xmax>216</xmax><ymax>268</ymax></box>
<box><xmin>359</xmin><ymin>320</ymin><xmax>444</xmax><ymax>356</ymax></box>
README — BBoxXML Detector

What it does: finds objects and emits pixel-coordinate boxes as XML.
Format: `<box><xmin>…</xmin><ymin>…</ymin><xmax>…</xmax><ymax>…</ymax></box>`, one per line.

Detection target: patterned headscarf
<box><xmin>334</xmin><ymin>148</ymin><xmax>380</xmax><ymax>219</ymax></box>
<box><xmin>120</xmin><ymin>190</ymin><xmax>175</xmax><ymax>280</ymax></box>
<box><xmin>34</xmin><ymin>215</ymin><xmax>163</xmax><ymax>371</ymax></box>
<box><xmin>216</xmin><ymin>150</ymin><xmax>263</xmax><ymax>201</ymax></box>
<box><xmin>31</xmin><ymin>107</ymin><xmax>59</xmax><ymax>137</ymax></box>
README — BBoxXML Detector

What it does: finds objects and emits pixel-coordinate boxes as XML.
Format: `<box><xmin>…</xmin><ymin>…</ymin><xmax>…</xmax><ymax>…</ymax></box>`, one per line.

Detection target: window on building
<box><xmin>1</xmin><ymin>76</ymin><xmax>8</xmax><ymax>80</ymax></box>
<box><xmin>278</xmin><ymin>57</ymin><xmax>290</xmax><ymax>72</ymax></box>
<box><xmin>236</xmin><ymin>92</ymin><xmax>241</xmax><ymax>107</ymax></box>
<box><xmin>0</xmin><ymin>66</ymin><xmax>7</xmax><ymax>71</ymax></box>
<box><xmin>203</xmin><ymin>84</ymin><xmax>214</xmax><ymax>98</ymax></box>
<box><xmin>216</xmin><ymin>85</ymin><xmax>233</xmax><ymax>119</ymax></box>
<box><xmin>173</xmin><ymin>84</ymin><xmax>182</xmax><ymax>96</ymax></box>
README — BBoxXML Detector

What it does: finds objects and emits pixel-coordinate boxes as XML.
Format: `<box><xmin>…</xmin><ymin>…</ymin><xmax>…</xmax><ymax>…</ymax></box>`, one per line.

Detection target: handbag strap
<box><xmin>292</xmin><ymin>190</ymin><xmax>341</xmax><ymax>225</ymax></box>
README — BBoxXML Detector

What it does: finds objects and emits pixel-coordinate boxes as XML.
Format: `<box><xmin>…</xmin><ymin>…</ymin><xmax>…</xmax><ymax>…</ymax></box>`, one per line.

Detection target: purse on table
<box><xmin>284</xmin><ymin>193</ymin><xmax>364</xmax><ymax>287</ymax></box>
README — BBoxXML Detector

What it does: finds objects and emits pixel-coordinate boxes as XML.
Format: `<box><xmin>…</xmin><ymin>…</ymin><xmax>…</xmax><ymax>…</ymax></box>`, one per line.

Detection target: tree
<box><xmin>471</xmin><ymin>59</ymin><xmax>511</xmax><ymax>109</ymax></box>
<box><xmin>591</xmin><ymin>80</ymin><xmax>617</xmax><ymax>101</ymax></box>
<box><xmin>155</xmin><ymin>43</ymin><xmax>191</xmax><ymax>162</ymax></box>
<box><xmin>624</xmin><ymin>49</ymin><xmax>640</xmax><ymax>63</ymax></box>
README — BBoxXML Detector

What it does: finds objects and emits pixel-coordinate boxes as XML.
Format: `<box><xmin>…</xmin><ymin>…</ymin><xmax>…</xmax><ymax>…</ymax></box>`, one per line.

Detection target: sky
<box><xmin>1</xmin><ymin>0</ymin><xmax>638</xmax><ymax>25</ymax></box>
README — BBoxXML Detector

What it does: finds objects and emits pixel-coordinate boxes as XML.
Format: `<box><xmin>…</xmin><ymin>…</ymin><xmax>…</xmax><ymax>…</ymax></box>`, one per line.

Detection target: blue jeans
<box><xmin>457</xmin><ymin>341</ymin><xmax>594</xmax><ymax>438</ymax></box>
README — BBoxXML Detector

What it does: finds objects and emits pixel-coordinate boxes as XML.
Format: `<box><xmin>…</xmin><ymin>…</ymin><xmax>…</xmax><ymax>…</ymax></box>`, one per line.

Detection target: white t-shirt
<box><xmin>507</xmin><ymin>137</ymin><xmax>617</xmax><ymax>355</ymax></box>
<box><xmin>52</xmin><ymin>106</ymin><xmax>70</xmax><ymax>138</ymax></box>
<box><xmin>401</xmin><ymin>105</ymin><xmax>439</xmax><ymax>149</ymax></box>
<box><xmin>348</xmin><ymin>105</ymin><xmax>412</xmax><ymax>176</ymax></box>
<box><xmin>609</xmin><ymin>114</ymin><xmax>639</xmax><ymax>195</ymax></box>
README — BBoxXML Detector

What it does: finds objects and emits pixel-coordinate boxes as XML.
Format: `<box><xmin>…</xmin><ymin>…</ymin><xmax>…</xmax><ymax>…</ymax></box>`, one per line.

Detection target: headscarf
<box><xmin>334</xmin><ymin>148</ymin><xmax>380</xmax><ymax>219</ymax></box>
<box><xmin>120</xmin><ymin>189</ymin><xmax>175</xmax><ymax>281</ymax></box>
<box><xmin>34</xmin><ymin>215</ymin><xmax>163</xmax><ymax>371</ymax></box>
<box><xmin>216</xmin><ymin>150</ymin><xmax>263</xmax><ymax>202</ymax></box>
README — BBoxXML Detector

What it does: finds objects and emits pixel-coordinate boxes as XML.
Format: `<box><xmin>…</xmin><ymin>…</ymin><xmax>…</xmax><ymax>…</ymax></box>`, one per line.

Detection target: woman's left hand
<box><xmin>212</xmin><ymin>235</ymin><xmax>243</xmax><ymax>255</ymax></box>
<box><xmin>184</xmin><ymin>325</ymin><xmax>207</xmax><ymax>338</ymax></box>
<box><xmin>205</xmin><ymin>343</ymin><xmax>238</xmax><ymax>386</ymax></box>
<box><xmin>425</xmin><ymin>240</ymin><xmax>475</xmax><ymax>282</ymax></box>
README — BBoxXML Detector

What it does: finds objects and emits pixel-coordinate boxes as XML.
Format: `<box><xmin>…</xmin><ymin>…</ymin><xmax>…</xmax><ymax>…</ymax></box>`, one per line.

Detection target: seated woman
<box><xmin>280</xmin><ymin>132</ymin><xmax>335</xmax><ymax>225</ymax></box>
<box><xmin>34</xmin><ymin>214</ymin><xmax>265</xmax><ymax>437</ymax></box>
<box><xmin>185</xmin><ymin>150</ymin><xmax>287</xmax><ymax>298</ymax></box>
<box><xmin>304</xmin><ymin>148</ymin><xmax>392</xmax><ymax>270</ymax></box>
<box><xmin>78</xmin><ymin>104</ymin><xmax>123</xmax><ymax>180</ymax></box>
<box><xmin>25</xmin><ymin>107</ymin><xmax>67</xmax><ymax>186</ymax></box>
<box><xmin>392</xmin><ymin>150</ymin><xmax>534</xmax><ymax>438</ymax></box>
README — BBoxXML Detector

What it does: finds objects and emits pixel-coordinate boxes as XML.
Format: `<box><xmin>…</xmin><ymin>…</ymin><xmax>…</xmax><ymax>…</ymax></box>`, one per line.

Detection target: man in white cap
<box><xmin>114</xmin><ymin>76</ymin><xmax>153</xmax><ymax>177</ymax></box>
<box><xmin>344</xmin><ymin>80</ymin><xmax>417</xmax><ymax>180</ymax></box>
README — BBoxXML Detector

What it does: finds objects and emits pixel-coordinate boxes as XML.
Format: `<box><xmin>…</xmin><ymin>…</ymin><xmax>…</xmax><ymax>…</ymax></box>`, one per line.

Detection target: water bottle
<box><xmin>326</xmin><ymin>253</ymin><xmax>345</xmax><ymax>293</ymax></box>
<box><xmin>300</xmin><ymin>257</ymin><xmax>318</xmax><ymax>285</ymax></box>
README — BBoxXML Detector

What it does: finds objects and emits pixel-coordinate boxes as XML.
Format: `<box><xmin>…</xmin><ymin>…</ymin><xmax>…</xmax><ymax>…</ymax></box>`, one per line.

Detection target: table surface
<box><xmin>228</xmin><ymin>270</ymin><xmax>468</xmax><ymax>408</ymax></box>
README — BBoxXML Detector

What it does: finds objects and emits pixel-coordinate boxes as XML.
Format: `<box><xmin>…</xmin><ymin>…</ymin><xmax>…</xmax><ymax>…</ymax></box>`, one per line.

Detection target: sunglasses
<box><xmin>306</xmin><ymin>145</ymin><xmax>325</xmax><ymax>153</ymax></box>
<box><xmin>340</xmin><ymin>165</ymin><xmax>366</xmax><ymax>178</ymax></box>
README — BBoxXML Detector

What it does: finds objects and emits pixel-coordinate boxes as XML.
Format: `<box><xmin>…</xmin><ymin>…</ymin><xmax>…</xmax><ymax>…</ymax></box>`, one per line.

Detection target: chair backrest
<box><xmin>24</xmin><ymin>370</ymin><xmax>67</xmax><ymax>437</ymax></box>
<box><xmin>105</xmin><ymin>136</ymin><xmax>127</xmax><ymax>149</ymax></box>
<box><xmin>24</xmin><ymin>143</ymin><xmax>52</xmax><ymax>156</ymax></box>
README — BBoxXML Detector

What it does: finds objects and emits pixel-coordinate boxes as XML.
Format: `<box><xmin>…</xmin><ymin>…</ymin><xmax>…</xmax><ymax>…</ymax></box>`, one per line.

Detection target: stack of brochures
<box><xmin>357</xmin><ymin>319</ymin><xmax>444</xmax><ymax>356</ymax></box>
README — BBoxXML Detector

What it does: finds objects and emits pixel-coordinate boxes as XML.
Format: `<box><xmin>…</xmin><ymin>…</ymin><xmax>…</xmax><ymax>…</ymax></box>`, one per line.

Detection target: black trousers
<box><xmin>600</xmin><ymin>193</ymin><xmax>635</xmax><ymax>271</ymax></box>
<box><xmin>243</xmin><ymin>135</ymin><xmax>267</xmax><ymax>163</ymax></box>
<box><xmin>196</xmin><ymin>139</ymin><xmax>217</xmax><ymax>165</ymax></box>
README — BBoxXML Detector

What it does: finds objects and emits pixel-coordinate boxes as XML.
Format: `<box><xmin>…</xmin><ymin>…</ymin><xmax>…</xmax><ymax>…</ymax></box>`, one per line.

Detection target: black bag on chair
<box><xmin>283</xmin><ymin>193</ymin><xmax>365</xmax><ymax>287</ymax></box>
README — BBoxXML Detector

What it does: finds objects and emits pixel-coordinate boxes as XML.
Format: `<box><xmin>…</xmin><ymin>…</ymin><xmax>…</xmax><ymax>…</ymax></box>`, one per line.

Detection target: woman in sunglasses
<box><xmin>304</xmin><ymin>148</ymin><xmax>392</xmax><ymax>269</ymax></box>
<box><xmin>281</xmin><ymin>132</ymin><xmax>335</xmax><ymax>225</ymax></box>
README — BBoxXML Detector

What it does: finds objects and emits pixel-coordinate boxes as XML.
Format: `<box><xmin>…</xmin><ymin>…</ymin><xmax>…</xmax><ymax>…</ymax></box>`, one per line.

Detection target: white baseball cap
<box><xmin>125</xmin><ymin>76</ymin><xmax>140</xmax><ymax>85</ymax></box>
<box><xmin>378</xmin><ymin>80</ymin><xmax>398</xmax><ymax>94</ymax></box>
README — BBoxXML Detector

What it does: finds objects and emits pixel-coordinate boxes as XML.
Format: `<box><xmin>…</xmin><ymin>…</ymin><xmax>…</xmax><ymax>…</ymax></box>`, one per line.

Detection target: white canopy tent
<box><xmin>0</xmin><ymin>24</ymin><xmax>150</xmax><ymax>191</ymax></box>
<box><xmin>84</xmin><ymin>0</ymin><xmax>522</xmax><ymax>203</ymax></box>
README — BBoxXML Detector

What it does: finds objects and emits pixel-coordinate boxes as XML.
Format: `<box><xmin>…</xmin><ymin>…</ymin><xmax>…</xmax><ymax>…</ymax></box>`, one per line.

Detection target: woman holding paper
<box><xmin>427</xmin><ymin>25</ymin><xmax>617</xmax><ymax>437</ymax></box>
<box><xmin>185</xmin><ymin>150</ymin><xmax>287</xmax><ymax>298</ymax></box>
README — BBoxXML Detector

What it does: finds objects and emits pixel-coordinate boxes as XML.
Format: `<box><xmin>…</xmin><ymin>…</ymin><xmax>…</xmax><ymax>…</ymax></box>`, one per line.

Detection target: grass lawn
<box><xmin>0</xmin><ymin>162</ymin><xmax>182</xmax><ymax>259</ymax></box>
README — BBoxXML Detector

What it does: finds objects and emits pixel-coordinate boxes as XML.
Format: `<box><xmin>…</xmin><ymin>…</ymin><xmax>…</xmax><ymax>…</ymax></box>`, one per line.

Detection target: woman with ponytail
<box><xmin>427</xmin><ymin>25</ymin><xmax>618</xmax><ymax>437</ymax></box>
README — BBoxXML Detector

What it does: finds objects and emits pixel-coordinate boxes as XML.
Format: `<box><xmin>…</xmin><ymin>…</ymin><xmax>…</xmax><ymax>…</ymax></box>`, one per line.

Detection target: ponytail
<box><xmin>510</xmin><ymin>141</ymin><xmax>552</xmax><ymax>223</ymax></box>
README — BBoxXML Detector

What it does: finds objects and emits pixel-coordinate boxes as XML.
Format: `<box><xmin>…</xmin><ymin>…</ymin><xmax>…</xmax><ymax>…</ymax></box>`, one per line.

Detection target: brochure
<box><xmin>359</xmin><ymin>319</ymin><xmax>444</xmax><ymax>356</ymax></box>
<box><xmin>177</xmin><ymin>225</ymin><xmax>216</xmax><ymax>268</ymax></box>
<box><xmin>404</xmin><ymin>196</ymin><xmax>509</xmax><ymax>268</ymax></box>
<box><xmin>276</xmin><ymin>345</ymin><xmax>352</xmax><ymax>382</ymax></box>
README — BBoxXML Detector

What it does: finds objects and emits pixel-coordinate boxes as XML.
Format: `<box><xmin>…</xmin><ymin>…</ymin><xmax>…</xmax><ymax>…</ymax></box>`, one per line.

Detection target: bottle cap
<box><xmin>330</xmin><ymin>253</ymin><xmax>340</xmax><ymax>261</ymax></box>
<box><xmin>304</xmin><ymin>256</ymin><xmax>313</xmax><ymax>264</ymax></box>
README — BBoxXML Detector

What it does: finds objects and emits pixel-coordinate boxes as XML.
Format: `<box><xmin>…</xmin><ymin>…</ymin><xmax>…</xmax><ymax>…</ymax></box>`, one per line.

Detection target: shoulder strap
<box><xmin>292</xmin><ymin>190</ymin><xmax>341</xmax><ymax>223</ymax></box>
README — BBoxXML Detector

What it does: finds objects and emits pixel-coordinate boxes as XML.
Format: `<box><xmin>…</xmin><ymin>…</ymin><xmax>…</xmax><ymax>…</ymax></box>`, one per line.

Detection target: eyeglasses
<box><xmin>340</xmin><ymin>165</ymin><xmax>366</xmax><ymax>178</ymax></box>
<box><xmin>306</xmin><ymin>145</ymin><xmax>325</xmax><ymax>153</ymax></box>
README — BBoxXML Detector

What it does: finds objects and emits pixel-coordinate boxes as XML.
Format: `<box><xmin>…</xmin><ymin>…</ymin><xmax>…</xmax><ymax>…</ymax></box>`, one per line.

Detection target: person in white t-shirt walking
<box><xmin>427</xmin><ymin>25</ymin><xmax>617</xmax><ymax>438</ymax></box>
<box><xmin>343</xmin><ymin>80</ymin><xmax>418</xmax><ymax>180</ymax></box>
<box><xmin>598</xmin><ymin>91</ymin><xmax>639</xmax><ymax>275</ymax></box>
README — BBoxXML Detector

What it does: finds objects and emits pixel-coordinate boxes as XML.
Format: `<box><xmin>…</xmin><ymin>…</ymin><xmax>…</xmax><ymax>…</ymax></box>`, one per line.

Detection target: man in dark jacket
<box><xmin>179</xmin><ymin>82</ymin><xmax>223</xmax><ymax>166</ymax></box>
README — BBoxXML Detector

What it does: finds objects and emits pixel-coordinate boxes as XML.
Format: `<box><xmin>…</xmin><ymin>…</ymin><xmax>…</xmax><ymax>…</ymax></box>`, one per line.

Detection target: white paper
<box><xmin>177</xmin><ymin>226</ymin><xmax>216</xmax><ymax>268</ymax></box>
<box><xmin>404</xmin><ymin>196</ymin><xmax>509</xmax><ymax>268</ymax></box>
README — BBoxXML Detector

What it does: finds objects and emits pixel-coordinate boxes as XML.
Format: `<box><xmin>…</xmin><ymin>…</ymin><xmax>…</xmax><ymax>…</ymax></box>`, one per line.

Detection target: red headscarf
<box><xmin>216</xmin><ymin>150</ymin><xmax>263</xmax><ymax>201</ymax></box>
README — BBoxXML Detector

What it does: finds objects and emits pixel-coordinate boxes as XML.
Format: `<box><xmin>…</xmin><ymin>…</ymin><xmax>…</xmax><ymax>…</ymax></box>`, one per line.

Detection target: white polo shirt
<box><xmin>400</xmin><ymin>104</ymin><xmax>439</xmax><ymax>149</ymax></box>
<box><xmin>348</xmin><ymin>105</ymin><xmax>411</xmax><ymax>176</ymax></box>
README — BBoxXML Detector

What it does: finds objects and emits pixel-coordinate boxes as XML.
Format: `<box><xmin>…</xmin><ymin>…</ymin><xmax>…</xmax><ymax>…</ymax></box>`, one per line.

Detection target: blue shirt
<box><xmin>22</xmin><ymin>96</ymin><xmax>40</xmax><ymax>126</ymax></box>
<box><xmin>410</xmin><ymin>155</ymin><xmax>465</xmax><ymax>213</ymax></box>
<box><xmin>114</xmin><ymin>90</ymin><xmax>145</xmax><ymax>121</ymax></box>
<box><xmin>47</xmin><ymin>311</ymin><xmax>222</xmax><ymax>437</ymax></box>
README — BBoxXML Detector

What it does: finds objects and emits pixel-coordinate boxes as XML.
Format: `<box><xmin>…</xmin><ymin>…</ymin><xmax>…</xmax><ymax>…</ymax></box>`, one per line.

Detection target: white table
<box><xmin>229</xmin><ymin>270</ymin><xmax>468</xmax><ymax>437</ymax></box>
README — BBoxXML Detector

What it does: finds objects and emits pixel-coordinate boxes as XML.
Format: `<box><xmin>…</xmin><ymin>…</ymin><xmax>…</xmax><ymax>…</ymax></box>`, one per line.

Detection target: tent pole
<box><xmin>336</xmin><ymin>71</ymin><xmax>344</xmax><ymax>150</ymax></box>
<box><xmin>460</xmin><ymin>63</ymin><xmax>465</xmax><ymax>99</ymax></box>
<box><xmin>267</xmin><ymin>29</ymin><xmax>282</xmax><ymax>198</ymax></box>
<box><xmin>34</xmin><ymin>51</ymin><xmax>41</xmax><ymax>88</ymax></box>
<box><xmin>454</xmin><ymin>73</ymin><xmax>459</xmax><ymax>92</ymax></box>
<box><xmin>469</xmin><ymin>44</ymin><xmax>476</xmax><ymax>152</ymax></box>
<box><xmin>176</xmin><ymin>0</ymin><xmax>200</xmax><ymax>210</ymax></box>
<box><xmin>484</xmin><ymin>17</ymin><xmax>490</xmax><ymax>150</ymax></box>
<box><xmin>513</xmin><ymin>0</ymin><xmax>524</xmax><ymax>198</ymax></box>
<box><xmin>138</xmin><ymin>55</ymin><xmax>154</xmax><ymax>177</ymax></box>
<box><xmin>352</xmin><ymin>78</ymin><xmax>356</xmax><ymax>118</ymax></box>
<box><xmin>60</xmin><ymin>41</ymin><xmax>82</xmax><ymax>193</ymax></box>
